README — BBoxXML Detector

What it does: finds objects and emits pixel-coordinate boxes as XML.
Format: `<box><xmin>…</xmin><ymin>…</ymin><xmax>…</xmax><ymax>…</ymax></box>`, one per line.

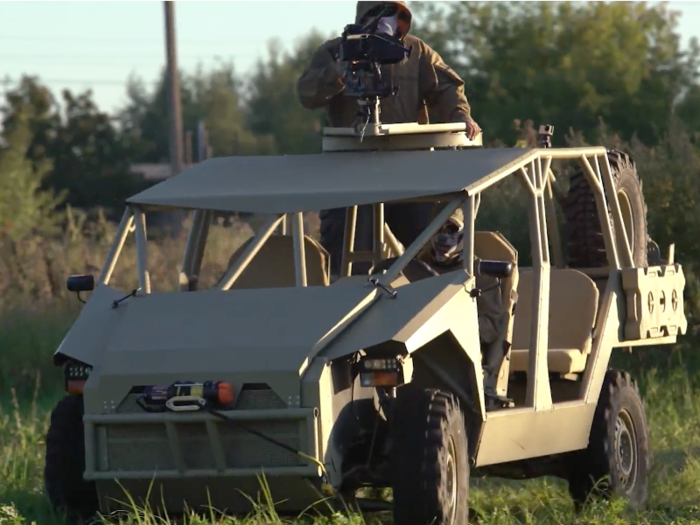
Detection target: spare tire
<box><xmin>563</xmin><ymin>150</ymin><xmax>648</xmax><ymax>268</ymax></box>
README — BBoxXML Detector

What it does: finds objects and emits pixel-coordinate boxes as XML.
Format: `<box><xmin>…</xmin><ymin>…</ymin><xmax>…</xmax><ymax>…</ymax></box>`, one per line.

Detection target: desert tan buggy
<box><xmin>43</xmin><ymin>116</ymin><xmax>687</xmax><ymax>525</ymax></box>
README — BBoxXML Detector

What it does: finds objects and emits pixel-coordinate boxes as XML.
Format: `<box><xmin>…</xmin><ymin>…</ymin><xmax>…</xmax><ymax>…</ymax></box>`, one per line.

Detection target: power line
<box><xmin>0</xmin><ymin>53</ymin><xmax>255</xmax><ymax>61</ymax></box>
<box><xmin>4</xmin><ymin>77</ymin><xmax>161</xmax><ymax>87</ymax></box>
<box><xmin>0</xmin><ymin>57</ymin><xmax>252</xmax><ymax>68</ymax></box>
<box><xmin>0</xmin><ymin>35</ymin><xmax>255</xmax><ymax>45</ymax></box>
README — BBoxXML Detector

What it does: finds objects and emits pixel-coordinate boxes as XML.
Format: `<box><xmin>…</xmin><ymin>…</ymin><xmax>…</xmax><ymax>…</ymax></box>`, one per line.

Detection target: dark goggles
<box><xmin>363</xmin><ymin>3</ymin><xmax>410</xmax><ymax>22</ymax></box>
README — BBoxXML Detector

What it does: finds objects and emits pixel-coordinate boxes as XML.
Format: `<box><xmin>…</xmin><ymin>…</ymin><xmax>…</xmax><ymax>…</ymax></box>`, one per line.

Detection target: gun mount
<box><xmin>322</xmin><ymin>121</ymin><xmax>484</xmax><ymax>153</ymax></box>
<box><xmin>331</xmin><ymin>8</ymin><xmax>483</xmax><ymax>153</ymax></box>
<box><xmin>337</xmin><ymin>5</ymin><xmax>412</xmax><ymax>135</ymax></box>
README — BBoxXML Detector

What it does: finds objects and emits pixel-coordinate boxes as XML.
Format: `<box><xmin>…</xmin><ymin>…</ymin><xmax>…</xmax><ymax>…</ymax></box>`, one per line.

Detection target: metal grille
<box><xmin>106</xmin><ymin>424</ymin><xmax>176</xmax><ymax>471</ymax></box>
<box><xmin>221</xmin><ymin>423</ymin><xmax>301</xmax><ymax>468</ymax></box>
<box><xmin>235</xmin><ymin>387</ymin><xmax>287</xmax><ymax>410</ymax></box>
<box><xmin>102</xmin><ymin>420</ymin><xmax>302</xmax><ymax>472</ymax></box>
<box><xmin>116</xmin><ymin>394</ymin><xmax>143</xmax><ymax>414</ymax></box>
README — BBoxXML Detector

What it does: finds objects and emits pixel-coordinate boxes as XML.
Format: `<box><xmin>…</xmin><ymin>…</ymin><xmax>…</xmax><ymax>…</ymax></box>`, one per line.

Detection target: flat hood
<box><xmin>355</xmin><ymin>1</ymin><xmax>412</xmax><ymax>35</ymax></box>
<box><xmin>56</xmin><ymin>283</ymin><xmax>376</xmax><ymax>373</ymax></box>
<box><xmin>56</xmin><ymin>270</ymin><xmax>474</xmax><ymax>413</ymax></box>
<box><xmin>57</xmin><ymin>283</ymin><xmax>378</xmax><ymax>411</ymax></box>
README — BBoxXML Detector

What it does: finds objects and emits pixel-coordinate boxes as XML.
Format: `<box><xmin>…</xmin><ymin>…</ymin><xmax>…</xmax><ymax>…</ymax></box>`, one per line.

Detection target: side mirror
<box><xmin>67</xmin><ymin>275</ymin><xmax>95</xmax><ymax>293</ymax></box>
<box><xmin>67</xmin><ymin>275</ymin><xmax>95</xmax><ymax>304</ymax></box>
<box><xmin>477</xmin><ymin>260</ymin><xmax>514</xmax><ymax>279</ymax></box>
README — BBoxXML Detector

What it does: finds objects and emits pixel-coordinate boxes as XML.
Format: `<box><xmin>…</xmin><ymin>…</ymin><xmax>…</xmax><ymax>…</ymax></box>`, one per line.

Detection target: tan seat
<box><xmin>474</xmin><ymin>231</ymin><xmax>519</xmax><ymax>346</ymax></box>
<box><xmin>218</xmin><ymin>234</ymin><xmax>329</xmax><ymax>289</ymax></box>
<box><xmin>510</xmin><ymin>268</ymin><xmax>600</xmax><ymax>375</ymax></box>
<box><xmin>473</xmin><ymin>232</ymin><xmax>519</xmax><ymax>397</ymax></box>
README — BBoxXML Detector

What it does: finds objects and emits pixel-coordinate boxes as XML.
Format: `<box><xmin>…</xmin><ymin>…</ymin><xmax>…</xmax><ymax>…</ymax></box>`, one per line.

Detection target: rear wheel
<box><xmin>566</xmin><ymin>370</ymin><xmax>650</xmax><ymax>511</ymax></box>
<box><xmin>44</xmin><ymin>395</ymin><xmax>99</xmax><ymax>523</ymax></box>
<box><xmin>390</xmin><ymin>384</ymin><xmax>469</xmax><ymax>525</ymax></box>
<box><xmin>564</xmin><ymin>150</ymin><xmax>648</xmax><ymax>268</ymax></box>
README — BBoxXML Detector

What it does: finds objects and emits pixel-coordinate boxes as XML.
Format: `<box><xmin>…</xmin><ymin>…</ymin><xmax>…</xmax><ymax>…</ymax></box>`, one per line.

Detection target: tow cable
<box><xmin>136</xmin><ymin>384</ymin><xmax>335</xmax><ymax>497</ymax></box>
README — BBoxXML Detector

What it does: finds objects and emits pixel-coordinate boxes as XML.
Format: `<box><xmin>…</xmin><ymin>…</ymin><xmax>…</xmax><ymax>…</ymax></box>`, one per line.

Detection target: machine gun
<box><xmin>337</xmin><ymin>6</ymin><xmax>411</xmax><ymax>131</ymax></box>
<box><xmin>322</xmin><ymin>5</ymin><xmax>481</xmax><ymax>151</ymax></box>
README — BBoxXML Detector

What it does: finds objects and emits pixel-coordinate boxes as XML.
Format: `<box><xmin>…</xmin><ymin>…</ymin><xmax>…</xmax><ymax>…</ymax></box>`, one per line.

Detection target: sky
<box><xmin>2</xmin><ymin>1</ymin><xmax>700</xmax><ymax>117</ymax></box>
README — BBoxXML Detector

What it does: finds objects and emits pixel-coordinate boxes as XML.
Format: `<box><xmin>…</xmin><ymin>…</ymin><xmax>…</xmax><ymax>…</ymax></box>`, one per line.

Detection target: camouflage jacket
<box><xmin>296</xmin><ymin>1</ymin><xmax>473</xmax><ymax>127</ymax></box>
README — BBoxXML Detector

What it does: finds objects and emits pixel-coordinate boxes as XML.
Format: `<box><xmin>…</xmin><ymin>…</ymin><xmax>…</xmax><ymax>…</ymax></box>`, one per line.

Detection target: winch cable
<box><xmin>200</xmin><ymin>403</ymin><xmax>332</xmax><ymax>489</ymax></box>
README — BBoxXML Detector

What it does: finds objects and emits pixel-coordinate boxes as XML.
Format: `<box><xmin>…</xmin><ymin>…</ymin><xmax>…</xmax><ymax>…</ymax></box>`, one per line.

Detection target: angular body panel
<box><xmin>621</xmin><ymin>263</ymin><xmax>688</xmax><ymax>340</ymax></box>
<box><xmin>322</xmin><ymin>270</ymin><xmax>475</xmax><ymax>359</ymax></box>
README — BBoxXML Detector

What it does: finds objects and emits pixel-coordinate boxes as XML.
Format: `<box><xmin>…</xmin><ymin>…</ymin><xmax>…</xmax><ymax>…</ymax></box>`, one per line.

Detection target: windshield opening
<box><xmin>98</xmin><ymin>198</ymin><xmax>472</xmax><ymax>294</ymax></box>
<box><xmin>98</xmin><ymin>207</ymin><xmax>326</xmax><ymax>293</ymax></box>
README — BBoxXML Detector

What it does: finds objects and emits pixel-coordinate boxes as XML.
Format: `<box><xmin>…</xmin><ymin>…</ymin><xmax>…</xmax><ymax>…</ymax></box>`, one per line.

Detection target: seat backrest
<box><xmin>474</xmin><ymin>231</ymin><xmax>519</xmax><ymax>341</ymax></box>
<box><xmin>218</xmin><ymin>234</ymin><xmax>329</xmax><ymax>289</ymax></box>
<box><xmin>474</xmin><ymin>231</ymin><xmax>518</xmax><ymax>264</ymax></box>
<box><xmin>512</xmin><ymin>268</ymin><xmax>600</xmax><ymax>354</ymax></box>
<box><xmin>474</xmin><ymin>231</ymin><xmax>519</xmax><ymax>312</ymax></box>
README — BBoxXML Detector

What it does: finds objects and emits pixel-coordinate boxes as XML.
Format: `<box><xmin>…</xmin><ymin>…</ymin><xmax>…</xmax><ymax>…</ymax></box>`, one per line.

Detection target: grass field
<box><xmin>2</xmin><ymin>306</ymin><xmax>700</xmax><ymax>525</ymax></box>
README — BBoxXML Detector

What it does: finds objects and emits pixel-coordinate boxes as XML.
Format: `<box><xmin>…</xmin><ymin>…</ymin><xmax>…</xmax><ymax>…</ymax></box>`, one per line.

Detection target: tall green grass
<box><xmin>2</xmin><ymin>306</ymin><xmax>700</xmax><ymax>524</ymax></box>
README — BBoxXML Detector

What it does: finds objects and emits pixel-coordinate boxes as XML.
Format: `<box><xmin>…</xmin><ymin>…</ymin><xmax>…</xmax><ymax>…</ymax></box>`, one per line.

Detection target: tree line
<box><xmin>1</xmin><ymin>1</ymin><xmax>700</xmax><ymax>241</ymax></box>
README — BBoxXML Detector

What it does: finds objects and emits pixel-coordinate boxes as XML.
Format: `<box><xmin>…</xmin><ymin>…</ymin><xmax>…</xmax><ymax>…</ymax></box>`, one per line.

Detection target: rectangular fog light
<box><xmin>360</xmin><ymin>357</ymin><xmax>402</xmax><ymax>387</ymax></box>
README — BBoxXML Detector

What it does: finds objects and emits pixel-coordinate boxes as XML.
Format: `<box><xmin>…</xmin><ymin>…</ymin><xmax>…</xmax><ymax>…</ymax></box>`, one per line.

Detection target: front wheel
<box><xmin>390</xmin><ymin>384</ymin><xmax>470</xmax><ymax>525</ymax></box>
<box><xmin>566</xmin><ymin>370</ymin><xmax>651</xmax><ymax>511</ymax></box>
<box><xmin>44</xmin><ymin>395</ymin><xmax>99</xmax><ymax>523</ymax></box>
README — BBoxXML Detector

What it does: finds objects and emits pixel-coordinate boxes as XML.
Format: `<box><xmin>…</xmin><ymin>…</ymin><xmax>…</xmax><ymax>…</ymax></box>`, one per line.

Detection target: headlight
<box><xmin>360</xmin><ymin>356</ymin><xmax>403</xmax><ymax>387</ymax></box>
<box><xmin>64</xmin><ymin>361</ymin><xmax>93</xmax><ymax>394</ymax></box>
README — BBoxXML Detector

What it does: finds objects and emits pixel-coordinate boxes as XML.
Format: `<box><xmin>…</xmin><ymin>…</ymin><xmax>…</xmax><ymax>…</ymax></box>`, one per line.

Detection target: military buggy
<box><xmin>44</xmin><ymin>120</ymin><xmax>688</xmax><ymax>525</ymax></box>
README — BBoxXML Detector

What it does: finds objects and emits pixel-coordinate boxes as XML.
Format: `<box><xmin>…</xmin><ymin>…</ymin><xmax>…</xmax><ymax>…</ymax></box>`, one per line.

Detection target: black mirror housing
<box><xmin>477</xmin><ymin>260</ymin><xmax>514</xmax><ymax>279</ymax></box>
<box><xmin>67</xmin><ymin>274</ymin><xmax>95</xmax><ymax>293</ymax></box>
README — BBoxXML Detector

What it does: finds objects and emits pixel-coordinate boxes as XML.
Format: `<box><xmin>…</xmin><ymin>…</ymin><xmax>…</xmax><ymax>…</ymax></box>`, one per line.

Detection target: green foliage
<box><xmin>4</xmin><ymin>1</ymin><xmax>700</xmax><ymax>226</ymax></box>
<box><xmin>411</xmin><ymin>1</ymin><xmax>700</xmax><ymax>145</ymax></box>
<box><xmin>48</xmin><ymin>90</ymin><xmax>149</xmax><ymax>210</ymax></box>
<box><xmin>1</xmin><ymin>76</ymin><xmax>147</xmax><ymax>213</ymax></box>
<box><xmin>1</xmin><ymin>75</ymin><xmax>58</xmax><ymax>165</ymax></box>
<box><xmin>0</xmin><ymin>103</ymin><xmax>63</xmax><ymax>241</ymax></box>
<box><xmin>119</xmin><ymin>62</ymin><xmax>275</xmax><ymax>161</ymax></box>
<box><xmin>246</xmin><ymin>30</ymin><xmax>332</xmax><ymax>155</ymax></box>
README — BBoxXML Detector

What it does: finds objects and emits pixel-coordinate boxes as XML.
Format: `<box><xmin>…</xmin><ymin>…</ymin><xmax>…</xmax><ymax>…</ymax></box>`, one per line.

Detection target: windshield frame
<box><xmin>97</xmin><ymin>194</ymin><xmax>477</xmax><ymax>295</ymax></box>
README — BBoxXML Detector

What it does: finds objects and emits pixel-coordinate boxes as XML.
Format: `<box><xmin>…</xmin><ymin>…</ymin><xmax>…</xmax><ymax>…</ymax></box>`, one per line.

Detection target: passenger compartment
<box><xmin>510</xmin><ymin>268</ymin><xmax>600</xmax><ymax>375</ymax></box>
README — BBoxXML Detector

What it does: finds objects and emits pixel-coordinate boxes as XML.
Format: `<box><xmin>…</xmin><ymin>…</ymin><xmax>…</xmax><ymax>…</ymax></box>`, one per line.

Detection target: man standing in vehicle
<box><xmin>297</xmin><ymin>0</ymin><xmax>481</xmax><ymax>277</ymax></box>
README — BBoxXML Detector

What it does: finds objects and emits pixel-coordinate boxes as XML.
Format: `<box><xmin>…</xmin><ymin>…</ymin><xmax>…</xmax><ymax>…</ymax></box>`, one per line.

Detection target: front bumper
<box><xmin>83</xmin><ymin>407</ymin><xmax>321</xmax><ymax>481</ymax></box>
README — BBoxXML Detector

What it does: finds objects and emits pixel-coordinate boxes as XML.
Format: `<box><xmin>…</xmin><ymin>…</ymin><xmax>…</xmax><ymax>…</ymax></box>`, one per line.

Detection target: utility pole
<box><xmin>164</xmin><ymin>1</ymin><xmax>184</xmax><ymax>178</ymax></box>
<box><xmin>164</xmin><ymin>0</ymin><xmax>185</xmax><ymax>236</ymax></box>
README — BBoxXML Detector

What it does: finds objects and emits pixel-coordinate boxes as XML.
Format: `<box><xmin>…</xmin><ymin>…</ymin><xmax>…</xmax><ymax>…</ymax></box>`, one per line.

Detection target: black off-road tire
<box><xmin>564</xmin><ymin>150</ymin><xmax>648</xmax><ymax>268</ymax></box>
<box><xmin>566</xmin><ymin>369</ymin><xmax>651</xmax><ymax>511</ymax></box>
<box><xmin>390</xmin><ymin>384</ymin><xmax>470</xmax><ymax>525</ymax></box>
<box><xmin>44</xmin><ymin>395</ymin><xmax>99</xmax><ymax>523</ymax></box>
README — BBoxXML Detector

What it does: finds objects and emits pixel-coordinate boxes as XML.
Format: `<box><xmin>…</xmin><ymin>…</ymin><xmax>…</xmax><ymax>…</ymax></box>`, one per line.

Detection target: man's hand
<box><xmin>466</xmin><ymin>118</ymin><xmax>481</xmax><ymax>140</ymax></box>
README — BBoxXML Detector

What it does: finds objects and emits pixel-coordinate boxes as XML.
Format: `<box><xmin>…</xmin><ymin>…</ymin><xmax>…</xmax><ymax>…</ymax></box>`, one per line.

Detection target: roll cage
<box><xmin>101</xmin><ymin>145</ymin><xmax>634</xmax><ymax>295</ymax></box>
